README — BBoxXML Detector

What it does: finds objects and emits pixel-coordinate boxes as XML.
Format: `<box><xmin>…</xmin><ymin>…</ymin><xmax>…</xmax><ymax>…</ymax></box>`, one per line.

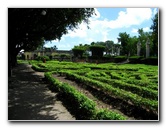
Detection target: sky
<box><xmin>44</xmin><ymin>8</ymin><xmax>158</xmax><ymax>50</ymax></box>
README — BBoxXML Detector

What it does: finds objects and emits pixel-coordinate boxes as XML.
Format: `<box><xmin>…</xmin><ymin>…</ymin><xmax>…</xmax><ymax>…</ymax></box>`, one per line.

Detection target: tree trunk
<box><xmin>8</xmin><ymin>51</ymin><xmax>18</xmax><ymax>77</ymax></box>
<box><xmin>8</xmin><ymin>53</ymin><xmax>12</xmax><ymax>77</ymax></box>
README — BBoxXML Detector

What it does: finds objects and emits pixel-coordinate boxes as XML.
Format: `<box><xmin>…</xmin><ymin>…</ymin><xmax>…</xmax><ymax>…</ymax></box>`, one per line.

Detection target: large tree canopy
<box><xmin>8</xmin><ymin>8</ymin><xmax>95</xmax><ymax>76</ymax></box>
<box><xmin>9</xmin><ymin>8</ymin><xmax>95</xmax><ymax>52</ymax></box>
<box><xmin>150</xmin><ymin>12</ymin><xmax>158</xmax><ymax>56</ymax></box>
<box><xmin>118</xmin><ymin>32</ymin><xmax>130</xmax><ymax>56</ymax></box>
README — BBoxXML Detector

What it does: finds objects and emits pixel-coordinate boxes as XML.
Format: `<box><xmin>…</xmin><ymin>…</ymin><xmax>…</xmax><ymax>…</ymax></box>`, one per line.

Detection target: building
<box><xmin>24</xmin><ymin>48</ymin><xmax>72</xmax><ymax>60</ymax></box>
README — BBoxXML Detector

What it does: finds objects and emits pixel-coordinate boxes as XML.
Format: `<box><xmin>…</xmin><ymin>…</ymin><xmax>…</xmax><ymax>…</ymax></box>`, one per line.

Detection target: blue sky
<box><xmin>44</xmin><ymin>8</ymin><xmax>158</xmax><ymax>50</ymax></box>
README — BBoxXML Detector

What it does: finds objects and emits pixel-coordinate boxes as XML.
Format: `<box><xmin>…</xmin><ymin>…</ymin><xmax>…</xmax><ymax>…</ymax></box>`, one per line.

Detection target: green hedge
<box><xmin>31</xmin><ymin>64</ymin><xmax>48</xmax><ymax>72</ymax></box>
<box><xmin>114</xmin><ymin>56</ymin><xmax>127</xmax><ymax>63</ymax></box>
<box><xmin>44</xmin><ymin>72</ymin><xmax>126</xmax><ymax>120</ymax></box>
<box><xmin>129</xmin><ymin>56</ymin><xmax>143</xmax><ymax>64</ymax></box>
<box><xmin>35</xmin><ymin>56</ymin><xmax>50</xmax><ymax>61</ymax></box>
<box><xmin>140</xmin><ymin>58</ymin><xmax>158</xmax><ymax>65</ymax></box>
<box><xmin>58</xmin><ymin>70</ymin><xmax>158</xmax><ymax>112</ymax></box>
<box><xmin>95</xmin><ymin>109</ymin><xmax>126</xmax><ymax>120</ymax></box>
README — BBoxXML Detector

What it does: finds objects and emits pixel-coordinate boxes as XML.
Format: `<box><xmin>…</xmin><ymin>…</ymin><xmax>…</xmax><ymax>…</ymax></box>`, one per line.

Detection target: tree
<box><xmin>138</xmin><ymin>28</ymin><xmax>152</xmax><ymax>57</ymax></box>
<box><xmin>150</xmin><ymin>12</ymin><xmax>158</xmax><ymax>56</ymax></box>
<box><xmin>113</xmin><ymin>43</ymin><xmax>121</xmax><ymax>56</ymax></box>
<box><xmin>105</xmin><ymin>40</ymin><xmax>114</xmax><ymax>55</ymax></box>
<box><xmin>118</xmin><ymin>32</ymin><xmax>130</xmax><ymax>56</ymax></box>
<box><xmin>128</xmin><ymin>36</ymin><xmax>138</xmax><ymax>56</ymax></box>
<box><xmin>72</xmin><ymin>44</ymin><xmax>90</xmax><ymax>59</ymax></box>
<box><xmin>8</xmin><ymin>8</ymin><xmax>95</xmax><ymax>76</ymax></box>
<box><xmin>91</xmin><ymin>42</ymin><xmax>95</xmax><ymax>45</ymax></box>
<box><xmin>89</xmin><ymin>45</ymin><xmax>105</xmax><ymax>58</ymax></box>
<box><xmin>72</xmin><ymin>48</ymin><xmax>85</xmax><ymax>58</ymax></box>
<box><xmin>49</xmin><ymin>45</ymin><xmax>58</xmax><ymax>52</ymax></box>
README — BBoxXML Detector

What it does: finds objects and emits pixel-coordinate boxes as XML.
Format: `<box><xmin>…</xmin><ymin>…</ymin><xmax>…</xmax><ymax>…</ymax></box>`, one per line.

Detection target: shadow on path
<box><xmin>8</xmin><ymin>64</ymin><xmax>75</xmax><ymax>120</ymax></box>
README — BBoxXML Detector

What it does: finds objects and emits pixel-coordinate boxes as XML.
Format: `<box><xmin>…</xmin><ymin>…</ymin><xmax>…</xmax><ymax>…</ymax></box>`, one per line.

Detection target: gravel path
<box><xmin>8</xmin><ymin>64</ymin><xmax>75</xmax><ymax>120</ymax></box>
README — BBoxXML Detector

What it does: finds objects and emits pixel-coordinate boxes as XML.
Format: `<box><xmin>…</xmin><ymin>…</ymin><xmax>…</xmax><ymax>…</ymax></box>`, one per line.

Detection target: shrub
<box><xmin>95</xmin><ymin>109</ymin><xmax>126</xmax><ymax>120</ymax></box>
<box><xmin>129</xmin><ymin>56</ymin><xmax>144</xmax><ymax>64</ymax></box>
<box><xmin>114</xmin><ymin>56</ymin><xmax>127</xmax><ymax>63</ymax></box>
<box><xmin>89</xmin><ymin>45</ymin><xmax>105</xmax><ymax>58</ymax></box>
<box><xmin>140</xmin><ymin>57</ymin><xmax>158</xmax><ymax>65</ymax></box>
<box><xmin>44</xmin><ymin>71</ymin><xmax>127</xmax><ymax>120</ymax></box>
<box><xmin>72</xmin><ymin>48</ymin><xmax>85</xmax><ymax>58</ymax></box>
<box><xmin>35</xmin><ymin>56</ymin><xmax>50</xmax><ymax>61</ymax></box>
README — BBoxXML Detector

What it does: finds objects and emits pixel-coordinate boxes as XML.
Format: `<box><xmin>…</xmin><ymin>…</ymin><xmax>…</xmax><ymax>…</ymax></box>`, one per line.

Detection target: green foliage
<box><xmin>129</xmin><ymin>56</ymin><xmax>144</xmax><ymax>64</ymax></box>
<box><xmin>114</xmin><ymin>56</ymin><xmax>127</xmax><ymax>63</ymax></box>
<box><xmin>95</xmin><ymin>109</ymin><xmax>126</xmax><ymax>120</ymax></box>
<box><xmin>72</xmin><ymin>48</ymin><xmax>85</xmax><ymax>58</ymax></box>
<box><xmin>138</xmin><ymin>28</ymin><xmax>153</xmax><ymax>57</ymax></box>
<box><xmin>129</xmin><ymin>56</ymin><xmax>144</xmax><ymax>59</ymax></box>
<box><xmin>141</xmin><ymin>57</ymin><xmax>158</xmax><ymax>65</ymax></box>
<box><xmin>8</xmin><ymin>8</ymin><xmax>95</xmax><ymax>68</ymax></box>
<box><xmin>35</xmin><ymin>55</ymin><xmax>50</xmax><ymax>61</ymax></box>
<box><xmin>150</xmin><ymin>12</ymin><xmax>158</xmax><ymax>56</ymax></box>
<box><xmin>89</xmin><ymin>45</ymin><xmax>105</xmax><ymax>58</ymax></box>
<box><xmin>89</xmin><ymin>75</ymin><xmax>158</xmax><ymax>100</ymax></box>
<box><xmin>30</xmin><ymin>60</ymin><xmax>158</xmax><ymax>120</ymax></box>
<box><xmin>128</xmin><ymin>36</ymin><xmax>138</xmax><ymax>56</ymax></box>
<box><xmin>114</xmin><ymin>56</ymin><xmax>127</xmax><ymax>59</ymax></box>
<box><xmin>59</xmin><ymin>70</ymin><xmax>158</xmax><ymax>111</ymax></box>
<box><xmin>45</xmin><ymin>72</ymin><xmax>96</xmax><ymax>119</ymax></box>
<box><xmin>44</xmin><ymin>71</ymin><xmax>126</xmax><ymax>120</ymax></box>
<box><xmin>31</xmin><ymin>63</ymin><xmax>48</xmax><ymax>72</ymax></box>
<box><xmin>118</xmin><ymin>32</ymin><xmax>130</xmax><ymax>56</ymax></box>
<box><xmin>105</xmin><ymin>40</ymin><xmax>114</xmax><ymax>55</ymax></box>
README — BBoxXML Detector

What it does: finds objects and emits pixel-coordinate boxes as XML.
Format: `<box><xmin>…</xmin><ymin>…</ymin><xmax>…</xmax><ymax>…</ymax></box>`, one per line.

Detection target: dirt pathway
<box><xmin>8</xmin><ymin>64</ymin><xmax>75</xmax><ymax>120</ymax></box>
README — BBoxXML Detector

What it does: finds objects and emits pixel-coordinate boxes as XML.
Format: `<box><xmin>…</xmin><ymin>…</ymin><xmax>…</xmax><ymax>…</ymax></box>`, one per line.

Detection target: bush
<box><xmin>89</xmin><ymin>45</ymin><xmax>105</xmax><ymax>57</ymax></box>
<box><xmin>129</xmin><ymin>56</ymin><xmax>144</xmax><ymax>64</ymax></box>
<box><xmin>114</xmin><ymin>56</ymin><xmax>127</xmax><ymax>63</ymax></box>
<box><xmin>35</xmin><ymin>56</ymin><xmax>50</xmax><ymax>61</ymax></box>
<box><xmin>44</xmin><ymin>72</ymin><xmax>96</xmax><ymax>119</ymax></box>
<box><xmin>140</xmin><ymin>57</ymin><xmax>158</xmax><ymax>65</ymax></box>
<box><xmin>31</xmin><ymin>64</ymin><xmax>48</xmax><ymax>72</ymax></box>
<box><xmin>95</xmin><ymin>109</ymin><xmax>126</xmax><ymax>120</ymax></box>
<box><xmin>44</xmin><ymin>71</ymin><xmax>127</xmax><ymax>120</ymax></box>
<box><xmin>72</xmin><ymin>48</ymin><xmax>85</xmax><ymax>58</ymax></box>
<box><xmin>49</xmin><ymin>55</ymin><xmax>53</xmax><ymax>60</ymax></box>
<box><xmin>129</xmin><ymin>56</ymin><xmax>144</xmax><ymax>59</ymax></box>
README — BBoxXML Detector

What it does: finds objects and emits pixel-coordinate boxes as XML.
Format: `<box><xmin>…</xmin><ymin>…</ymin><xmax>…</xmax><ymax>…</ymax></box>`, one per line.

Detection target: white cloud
<box><xmin>143</xmin><ymin>27</ymin><xmax>151</xmax><ymax>32</ymax></box>
<box><xmin>63</xmin><ymin>8</ymin><xmax>101</xmax><ymax>39</ymax></box>
<box><xmin>131</xmin><ymin>27</ymin><xmax>152</xmax><ymax>34</ymax></box>
<box><xmin>56</xmin><ymin>43</ymin><xmax>72</xmax><ymax>50</ymax></box>
<box><xmin>49</xmin><ymin>8</ymin><xmax>154</xmax><ymax>50</ymax></box>
<box><xmin>63</xmin><ymin>8</ymin><xmax>153</xmax><ymax>40</ymax></box>
<box><xmin>101</xmin><ymin>30</ymin><xmax>109</xmax><ymax>41</ymax></box>
<box><xmin>113</xmin><ymin>38</ymin><xmax>119</xmax><ymax>44</ymax></box>
<box><xmin>89</xmin><ymin>8</ymin><xmax>153</xmax><ymax>30</ymax></box>
<box><xmin>43</xmin><ymin>44</ymin><xmax>50</xmax><ymax>48</ymax></box>
<box><xmin>85</xmin><ymin>38</ymin><xmax>94</xmax><ymax>43</ymax></box>
<box><xmin>131</xmin><ymin>28</ymin><xmax>138</xmax><ymax>33</ymax></box>
<box><xmin>65</xmin><ymin>23</ymin><xmax>88</xmax><ymax>38</ymax></box>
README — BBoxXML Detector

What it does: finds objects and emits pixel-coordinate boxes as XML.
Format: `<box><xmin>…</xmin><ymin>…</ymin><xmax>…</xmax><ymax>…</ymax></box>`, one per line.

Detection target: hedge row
<box><xmin>44</xmin><ymin>72</ymin><xmax>127</xmax><ymax>120</ymax></box>
<box><xmin>31</xmin><ymin>64</ymin><xmax>48</xmax><ymax>72</ymax></box>
<box><xmin>57</xmin><ymin>70</ymin><xmax>158</xmax><ymax>112</ymax></box>
<box><xmin>88</xmin><ymin>75</ymin><xmax>158</xmax><ymax>100</ymax></box>
<box><xmin>88</xmin><ymin>56</ymin><xmax>158</xmax><ymax>65</ymax></box>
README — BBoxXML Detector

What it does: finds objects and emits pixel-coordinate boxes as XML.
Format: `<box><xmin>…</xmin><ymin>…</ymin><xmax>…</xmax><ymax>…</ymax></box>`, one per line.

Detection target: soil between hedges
<box><xmin>52</xmin><ymin>74</ymin><xmax>135</xmax><ymax>120</ymax></box>
<box><xmin>52</xmin><ymin>74</ymin><xmax>158</xmax><ymax>120</ymax></box>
